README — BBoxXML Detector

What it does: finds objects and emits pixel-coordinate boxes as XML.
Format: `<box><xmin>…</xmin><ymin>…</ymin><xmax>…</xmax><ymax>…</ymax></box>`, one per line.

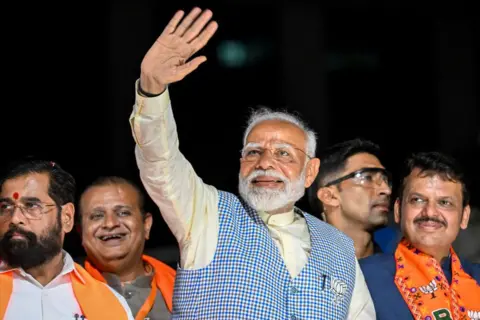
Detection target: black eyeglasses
<box><xmin>323</xmin><ymin>167</ymin><xmax>392</xmax><ymax>189</ymax></box>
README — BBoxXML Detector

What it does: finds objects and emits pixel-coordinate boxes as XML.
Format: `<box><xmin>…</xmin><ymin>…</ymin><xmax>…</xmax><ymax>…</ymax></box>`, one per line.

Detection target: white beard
<box><xmin>238</xmin><ymin>168</ymin><xmax>306</xmax><ymax>212</ymax></box>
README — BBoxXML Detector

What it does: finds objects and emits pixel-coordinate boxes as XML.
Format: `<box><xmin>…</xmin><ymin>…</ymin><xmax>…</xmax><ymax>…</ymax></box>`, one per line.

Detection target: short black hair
<box><xmin>77</xmin><ymin>176</ymin><xmax>146</xmax><ymax>225</ymax></box>
<box><xmin>397</xmin><ymin>151</ymin><xmax>470</xmax><ymax>207</ymax></box>
<box><xmin>308</xmin><ymin>138</ymin><xmax>382</xmax><ymax>216</ymax></box>
<box><xmin>0</xmin><ymin>158</ymin><xmax>76</xmax><ymax>207</ymax></box>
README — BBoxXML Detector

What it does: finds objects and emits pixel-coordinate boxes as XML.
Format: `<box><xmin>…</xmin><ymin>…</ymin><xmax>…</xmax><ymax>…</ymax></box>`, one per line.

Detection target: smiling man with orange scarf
<box><xmin>77</xmin><ymin>176</ymin><xmax>175</xmax><ymax>320</ymax></box>
<box><xmin>360</xmin><ymin>152</ymin><xmax>480</xmax><ymax>320</ymax></box>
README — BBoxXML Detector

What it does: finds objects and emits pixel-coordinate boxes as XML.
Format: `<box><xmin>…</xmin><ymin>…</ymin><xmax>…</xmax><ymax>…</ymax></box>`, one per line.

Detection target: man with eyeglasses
<box><xmin>0</xmin><ymin>159</ymin><xmax>134</xmax><ymax>320</ymax></box>
<box><xmin>360</xmin><ymin>152</ymin><xmax>480</xmax><ymax>319</ymax></box>
<box><xmin>129</xmin><ymin>7</ymin><xmax>375</xmax><ymax>320</ymax></box>
<box><xmin>308</xmin><ymin>138</ymin><xmax>397</xmax><ymax>259</ymax></box>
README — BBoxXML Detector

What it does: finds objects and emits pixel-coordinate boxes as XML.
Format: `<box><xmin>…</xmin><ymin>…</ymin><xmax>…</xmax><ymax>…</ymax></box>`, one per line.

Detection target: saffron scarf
<box><xmin>84</xmin><ymin>255</ymin><xmax>175</xmax><ymax>320</ymax></box>
<box><xmin>394</xmin><ymin>239</ymin><xmax>480</xmax><ymax>320</ymax></box>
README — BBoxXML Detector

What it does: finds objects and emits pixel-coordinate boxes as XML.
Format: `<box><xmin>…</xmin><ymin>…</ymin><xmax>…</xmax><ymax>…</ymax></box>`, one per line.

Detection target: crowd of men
<box><xmin>0</xmin><ymin>7</ymin><xmax>478</xmax><ymax>320</ymax></box>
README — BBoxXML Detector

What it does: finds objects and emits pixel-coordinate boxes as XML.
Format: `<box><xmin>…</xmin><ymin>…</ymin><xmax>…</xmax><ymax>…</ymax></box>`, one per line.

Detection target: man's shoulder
<box><xmin>359</xmin><ymin>253</ymin><xmax>396</xmax><ymax>285</ymax></box>
<box><xmin>460</xmin><ymin>258</ymin><xmax>480</xmax><ymax>283</ymax></box>
<box><xmin>359</xmin><ymin>253</ymin><xmax>395</xmax><ymax>270</ymax></box>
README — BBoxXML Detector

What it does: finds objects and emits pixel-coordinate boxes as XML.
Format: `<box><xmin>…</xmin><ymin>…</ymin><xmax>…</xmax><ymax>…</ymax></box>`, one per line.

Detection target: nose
<box><xmin>420</xmin><ymin>201</ymin><xmax>439</xmax><ymax>218</ymax></box>
<box><xmin>102</xmin><ymin>213</ymin><xmax>120</xmax><ymax>229</ymax></box>
<box><xmin>377</xmin><ymin>179</ymin><xmax>392</xmax><ymax>196</ymax></box>
<box><xmin>10</xmin><ymin>206</ymin><xmax>27</xmax><ymax>226</ymax></box>
<box><xmin>255</xmin><ymin>150</ymin><xmax>276</xmax><ymax>170</ymax></box>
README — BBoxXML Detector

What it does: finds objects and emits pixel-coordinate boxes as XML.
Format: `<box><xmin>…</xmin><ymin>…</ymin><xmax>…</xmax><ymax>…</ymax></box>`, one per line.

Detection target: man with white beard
<box><xmin>129</xmin><ymin>7</ymin><xmax>375</xmax><ymax>319</ymax></box>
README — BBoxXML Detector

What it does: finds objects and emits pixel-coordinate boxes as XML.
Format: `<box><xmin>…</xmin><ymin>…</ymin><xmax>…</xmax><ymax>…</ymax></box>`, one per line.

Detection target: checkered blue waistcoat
<box><xmin>172</xmin><ymin>191</ymin><xmax>357</xmax><ymax>319</ymax></box>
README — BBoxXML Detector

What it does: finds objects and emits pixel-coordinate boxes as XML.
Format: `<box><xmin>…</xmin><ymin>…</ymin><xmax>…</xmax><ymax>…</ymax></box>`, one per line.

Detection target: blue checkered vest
<box><xmin>172</xmin><ymin>191</ymin><xmax>356</xmax><ymax>319</ymax></box>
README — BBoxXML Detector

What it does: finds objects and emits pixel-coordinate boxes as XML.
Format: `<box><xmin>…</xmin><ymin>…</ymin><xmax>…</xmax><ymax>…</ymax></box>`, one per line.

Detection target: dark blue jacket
<box><xmin>360</xmin><ymin>253</ymin><xmax>480</xmax><ymax>319</ymax></box>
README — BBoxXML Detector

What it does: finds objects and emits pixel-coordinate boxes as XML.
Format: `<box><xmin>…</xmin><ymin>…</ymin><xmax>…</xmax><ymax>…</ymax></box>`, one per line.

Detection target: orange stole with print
<box><xmin>84</xmin><ymin>254</ymin><xmax>175</xmax><ymax>320</ymax></box>
<box><xmin>0</xmin><ymin>263</ymin><xmax>129</xmax><ymax>320</ymax></box>
<box><xmin>394</xmin><ymin>239</ymin><xmax>480</xmax><ymax>320</ymax></box>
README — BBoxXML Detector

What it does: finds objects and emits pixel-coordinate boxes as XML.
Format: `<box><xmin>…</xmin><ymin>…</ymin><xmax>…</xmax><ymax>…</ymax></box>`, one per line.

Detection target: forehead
<box><xmin>344</xmin><ymin>153</ymin><xmax>383</xmax><ymax>173</ymax></box>
<box><xmin>404</xmin><ymin>169</ymin><xmax>463</xmax><ymax>199</ymax></box>
<box><xmin>0</xmin><ymin>173</ymin><xmax>50</xmax><ymax>198</ymax></box>
<box><xmin>246</xmin><ymin>120</ymin><xmax>306</xmax><ymax>148</ymax></box>
<box><xmin>81</xmin><ymin>183</ymin><xmax>139</xmax><ymax>209</ymax></box>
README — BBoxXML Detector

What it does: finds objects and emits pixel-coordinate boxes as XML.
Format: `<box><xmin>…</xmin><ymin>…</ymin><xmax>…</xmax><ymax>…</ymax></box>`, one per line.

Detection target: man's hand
<box><xmin>139</xmin><ymin>8</ymin><xmax>218</xmax><ymax>95</ymax></box>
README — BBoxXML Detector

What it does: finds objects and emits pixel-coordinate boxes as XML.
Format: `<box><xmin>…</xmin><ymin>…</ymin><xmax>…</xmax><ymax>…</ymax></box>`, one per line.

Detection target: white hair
<box><xmin>242</xmin><ymin>107</ymin><xmax>317</xmax><ymax>158</ymax></box>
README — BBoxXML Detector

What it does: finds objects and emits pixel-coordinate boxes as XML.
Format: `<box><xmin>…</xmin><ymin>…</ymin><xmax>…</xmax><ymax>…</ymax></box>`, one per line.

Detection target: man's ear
<box><xmin>61</xmin><ymin>202</ymin><xmax>75</xmax><ymax>233</ymax></box>
<box><xmin>317</xmin><ymin>186</ymin><xmax>340</xmax><ymax>208</ymax></box>
<box><xmin>304</xmin><ymin>158</ymin><xmax>320</xmax><ymax>188</ymax></box>
<box><xmin>394</xmin><ymin>198</ymin><xmax>401</xmax><ymax>224</ymax></box>
<box><xmin>144</xmin><ymin>212</ymin><xmax>153</xmax><ymax>240</ymax></box>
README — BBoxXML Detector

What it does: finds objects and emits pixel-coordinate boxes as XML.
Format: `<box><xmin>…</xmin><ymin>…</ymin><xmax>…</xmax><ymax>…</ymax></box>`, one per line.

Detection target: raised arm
<box><xmin>130</xmin><ymin>8</ymin><xmax>219</xmax><ymax>268</ymax></box>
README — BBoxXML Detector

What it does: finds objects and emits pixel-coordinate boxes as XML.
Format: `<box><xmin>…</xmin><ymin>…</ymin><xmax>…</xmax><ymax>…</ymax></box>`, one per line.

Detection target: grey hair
<box><xmin>242</xmin><ymin>107</ymin><xmax>317</xmax><ymax>158</ymax></box>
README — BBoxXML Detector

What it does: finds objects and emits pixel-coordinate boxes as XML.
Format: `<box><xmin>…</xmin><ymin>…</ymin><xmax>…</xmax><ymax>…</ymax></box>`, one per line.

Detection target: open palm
<box><xmin>140</xmin><ymin>8</ymin><xmax>218</xmax><ymax>94</ymax></box>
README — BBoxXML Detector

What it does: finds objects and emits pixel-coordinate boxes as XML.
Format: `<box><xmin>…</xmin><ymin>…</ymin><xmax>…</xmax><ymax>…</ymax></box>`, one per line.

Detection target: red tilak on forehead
<box><xmin>13</xmin><ymin>192</ymin><xmax>19</xmax><ymax>200</ymax></box>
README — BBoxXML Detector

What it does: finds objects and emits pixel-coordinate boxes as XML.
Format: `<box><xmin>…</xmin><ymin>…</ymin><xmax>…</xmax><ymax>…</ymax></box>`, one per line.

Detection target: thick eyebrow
<box><xmin>272</xmin><ymin>143</ymin><xmax>296</xmax><ymax>150</ymax></box>
<box><xmin>243</xmin><ymin>142</ymin><xmax>262</xmax><ymax>149</ymax></box>
<box><xmin>0</xmin><ymin>197</ymin><xmax>13</xmax><ymax>203</ymax></box>
<box><xmin>113</xmin><ymin>205</ymin><xmax>133</xmax><ymax>211</ymax></box>
<box><xmin>408</xmin><ymin>192</ymin><xmax>428</xmax><ymax>200</ymax></box>
<box><xmin>21</xmin><ymin>197</ymin><xmax>42</xmax><ymax>203</ymax></box>
<box><xmin>408</xmin><ymin>192</ymin><xmax>457</xmax><ymax>202</ymax></box>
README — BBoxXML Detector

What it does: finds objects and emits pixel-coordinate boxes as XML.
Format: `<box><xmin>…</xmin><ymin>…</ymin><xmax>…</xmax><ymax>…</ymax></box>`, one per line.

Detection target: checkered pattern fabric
<box><xmin>172</xmin><ymin>191</ymin><xmax>356</xmax><ymax>319</ymax></box>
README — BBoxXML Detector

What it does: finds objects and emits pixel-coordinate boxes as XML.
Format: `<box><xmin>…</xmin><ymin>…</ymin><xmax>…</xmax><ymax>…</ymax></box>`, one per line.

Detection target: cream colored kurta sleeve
<box><xmin>346</xmin><ymin>259</ymin><xmax>376</xmax><ymax>319</ymax></box>
<box><xmin>129</xmin><ymin>82</ymin><xmax>219</xmax><ymax>269</ymax></box>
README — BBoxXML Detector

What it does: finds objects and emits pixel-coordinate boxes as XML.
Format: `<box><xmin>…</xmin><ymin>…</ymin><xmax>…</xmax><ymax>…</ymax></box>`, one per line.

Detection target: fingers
<box><xmin>173</xmin><ymin>7</ymin><xmax>203</xmax><ymax>37</ymax></box>
<box><xmin>183</xmin><ymin>9</ymin><xmax>213</xmax><ymax>43</ymax></box>
<box><xmin>175</xmin><ymin>56</ymin><xmax>207</xmax><ymax>77</ymax></box>
<box><xmin>162</xmin><ymin>10</ymin><xmax>185</xmax><ymax>35</ymax></box>
<box><xmin>190</xmin><ymin>21</ymin><xmax>218</xmax><ymax>52</ymax></box>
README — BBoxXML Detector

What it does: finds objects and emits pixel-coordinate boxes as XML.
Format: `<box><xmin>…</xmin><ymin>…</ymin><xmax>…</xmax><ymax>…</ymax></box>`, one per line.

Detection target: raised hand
<box><xmin>140</xmin><ymin>8</ymin><xmax>218</xmax><ymax>94</ymax></box>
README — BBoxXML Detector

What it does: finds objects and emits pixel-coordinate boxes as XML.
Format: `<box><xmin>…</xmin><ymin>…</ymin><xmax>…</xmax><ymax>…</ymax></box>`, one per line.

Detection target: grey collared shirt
<box><xmin>103</xmin><ymin>272</ymin><xmax>170</xmax><ymax>320</ymax></box>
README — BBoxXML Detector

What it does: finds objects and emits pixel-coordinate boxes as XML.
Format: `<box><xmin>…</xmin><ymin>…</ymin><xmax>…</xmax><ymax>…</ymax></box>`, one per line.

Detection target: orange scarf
<box><xmin>394</xmin><ymin>239</ymin><xmax>480</xmax><ymax>320</ymax></box>
<box><xmin>0</xmin><ymin>263</ymin><xmax>129</xmax><ymax>320</ymax></box>
<box><xmin>84</xmin><ymin>255</ymin><xmax>175</xmax><ymax>320</ymax></box>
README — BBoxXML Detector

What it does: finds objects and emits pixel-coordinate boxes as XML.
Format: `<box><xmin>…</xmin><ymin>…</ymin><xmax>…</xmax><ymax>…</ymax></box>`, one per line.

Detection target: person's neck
<box><xmin>103</xmin><ymin>257</ymin><xmax>147</xmax><ymax>283</ymax></box>
<box><xmin>25</xmin><ymin>251</ymin><xmax>65</xmax><ymax>286</ymax></box>
<box><xmin>326</xmin><ymin>212</ymin><xmax>374</xmax><ymax>259</ymax></box>
<box><xmin>412</xmin><ymin>243</ymin><xmax>450</xmax><ymax>264</ymax></box>
<box><xmin>265</xmin><ymin>204</ymin><xmax>294</xmax><ymax>215</ymax></box>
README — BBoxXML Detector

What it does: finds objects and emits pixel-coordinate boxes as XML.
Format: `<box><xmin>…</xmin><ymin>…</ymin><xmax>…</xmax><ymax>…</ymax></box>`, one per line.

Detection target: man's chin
<box><xmin>98</xmin><ymin>247</ymin><xmax>130</xmax><ymax>261</ymax></box>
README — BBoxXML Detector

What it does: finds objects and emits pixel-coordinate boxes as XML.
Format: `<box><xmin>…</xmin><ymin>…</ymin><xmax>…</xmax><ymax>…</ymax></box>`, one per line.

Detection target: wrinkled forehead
<box><xmin>245</xmin><ymin>120</ymin><xmax>307</xmax><ymax>149</ymax></box>
<box><xmin>0</xmin><ymin>173</ymin><xmax>50</xmax><ymax>199</ymax></box>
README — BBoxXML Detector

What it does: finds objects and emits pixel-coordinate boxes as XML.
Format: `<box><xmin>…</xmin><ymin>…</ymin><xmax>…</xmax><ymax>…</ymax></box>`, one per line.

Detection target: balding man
<box><xmin>129</xmin><ymin>7</ymin><xmax>375</xmax><ymax>319</ymax></box>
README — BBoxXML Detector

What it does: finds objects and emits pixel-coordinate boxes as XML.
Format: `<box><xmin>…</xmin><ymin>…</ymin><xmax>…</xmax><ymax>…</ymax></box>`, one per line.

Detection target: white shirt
<box><xmin>0</xmin><ymin>250</ymin><xmax>134</xmax><ymax>320</ymax></box>
<box><xmin>130</xmin><ymin>83</ymin><xmax>376</xmax><ymax>319</ymax></box>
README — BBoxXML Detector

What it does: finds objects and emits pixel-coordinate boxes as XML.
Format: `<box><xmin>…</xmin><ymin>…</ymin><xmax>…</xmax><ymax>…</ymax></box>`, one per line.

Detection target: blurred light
<box><xmin>217</xmin><ymin>39</ymin><xmax>271</xmax><ymax>68</ymax></box>
<box><xmin>217</xmin><ymin>40</ymin><xmax>248</xmax><ymax>68</ymax></box>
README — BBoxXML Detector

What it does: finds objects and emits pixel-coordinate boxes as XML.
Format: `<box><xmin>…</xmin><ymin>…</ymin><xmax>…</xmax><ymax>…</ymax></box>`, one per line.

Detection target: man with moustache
<box><xmin>77</xmin><ymin>176</ymin><xmax>175</xmax><ymax>320</ymax></box>
<box><xmin>360</xmin><ymin>152</ymin><xmax>480</xmax><ymax>320</ymax></box>
<box><xmin>308</xmin><ymin>138</ymin><xmax>395</xmax><ymax>258</ymax></box>
<box><xmin>0</xmin><ymin>159</ymin><xmax>134</xmax><ymax>320</ymax></box>
<box><xmin>129</xmin><ymin>7</ymin><xmax>375</xmax><ymax>319</ymax></box>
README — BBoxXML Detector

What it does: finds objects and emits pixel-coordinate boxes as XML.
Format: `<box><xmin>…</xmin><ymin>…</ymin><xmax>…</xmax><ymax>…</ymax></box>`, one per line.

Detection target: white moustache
<box><xmin>247</xmin><ymin>170</ymin><xmax>288</xmax><ymax>184</ymax></box>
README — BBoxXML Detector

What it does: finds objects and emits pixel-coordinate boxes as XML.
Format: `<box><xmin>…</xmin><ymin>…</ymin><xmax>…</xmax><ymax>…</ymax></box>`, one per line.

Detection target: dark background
<box><xmin>2</xmin><ymin>1</ymin><xmax>478</xmax><ymax>260</ymax></box>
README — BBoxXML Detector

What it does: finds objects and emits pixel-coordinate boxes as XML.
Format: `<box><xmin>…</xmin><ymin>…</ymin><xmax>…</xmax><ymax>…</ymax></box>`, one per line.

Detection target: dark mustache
<box><xmin>4</xmin><ymin>225</ymin><xmax>36</xmax><ymax>242</ymax></box>
<box><xmin>414</xmin><ymin>216</ymin><xmax>447</xmax><ymax>227</ymax></box>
